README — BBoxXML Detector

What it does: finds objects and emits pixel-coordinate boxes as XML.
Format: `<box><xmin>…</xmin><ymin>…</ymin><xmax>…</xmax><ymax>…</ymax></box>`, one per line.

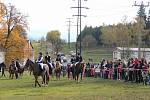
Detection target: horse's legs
<box><xmin>15</xmin><ymin>73</ymin><xmax>18</xmax><ymax>79</ymax></box>
<box><xmin>77</xmin><ymin>74</ymin><xmax>80</xmax><ymax>83</ymax></box>
<box><xmin>2</xmin><ymin>69</ymin><xmax>5</xmax><ymax>77</ymax></box>
<box><xmin>35</xmin><ymin>78</ymin><xmax>37</xmax><ymax>87</ymax></box>
<box><xmin>9</xmin><ymin>73</ymin><xmax>11</xmax><ymax>79</ymax></box>
<box><xmin>81</xmin><ymin>73</ymin><xmax>83</xmax><ymax>80</ymax></box>
<box><xmin>59</xmin><ymin>72</ymin><xmax>61</xmax><ymax>80</ymax></box>
<box><xmin>56</xmin><ymin>73</ymin><xmax>58</xmax><ymax>80</ymax></box>
<box><xmin>35</xmin><ymin>76</ymin><xmax>41</xmax><ymax>87</ymax></box>
<box><xmin>12</xmin><ymin>74</ymin><xmax>14</xmax><ymax>79</ymax></box>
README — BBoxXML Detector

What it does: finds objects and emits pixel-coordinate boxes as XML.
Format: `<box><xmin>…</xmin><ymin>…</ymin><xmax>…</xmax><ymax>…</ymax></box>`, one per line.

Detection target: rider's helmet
<box><xmin>39</xmin><ymin>52</ymin><xmax>42</xmax><ymax>55</ymax></box>
<box><xmin>11</xmin><ymin>58</ymin><xmax>15</xmax><ymax>63</ymax></box>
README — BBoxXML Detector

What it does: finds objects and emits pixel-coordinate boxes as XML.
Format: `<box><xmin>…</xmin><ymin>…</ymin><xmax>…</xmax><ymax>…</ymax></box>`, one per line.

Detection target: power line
<box><xmin>133</xmin><ymin>1</ymin><xmax>150</xmax><ymax>59</ymax></box>
<box><xmin>71</xmin><ymin>0</ymin><xmax>89</xmax><ymax>55</ymax></box>
<box><xmin>66</xmin><ymin>18</ymin><xmax>73</xmax><ymax>49</ymax></box>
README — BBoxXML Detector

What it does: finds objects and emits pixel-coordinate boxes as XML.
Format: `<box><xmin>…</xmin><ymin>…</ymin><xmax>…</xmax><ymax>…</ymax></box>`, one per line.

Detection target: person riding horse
<box><xmin>9</xmin><ymin>58</ymin><xmax>19</xmax><ymax>79</ymax></box>
<box><xmin>71</xmin><ymin>55</ymin><xmax>76</xmax><ymax>64</ymax></box>
<box><xmin>76</xmin><ymin>53</ymin><xmax>83</xmax><ymax>65</ymax></box>
<box><xmin>10</xmin><ymin>59</ymin><xmax>18</xmax><ymax>71</ymax></box>
<box><xmin>45</xmin><ymin>52</ymin><xmax>53</xmax><ymax>68</ymax></box>
<box><xmin>56</xmin><ymin>54</ymin><xmax>62</xmax><ymax>63</ymax></box>
<box><xmin>16</xmin><ymin>58</ymin><xmax>21</xmax><ymax>69</ymax></box>
<box><xmin>36</xmin><ymin>52</ymin><xmax>44</xmax><ymax>71</ymax></box>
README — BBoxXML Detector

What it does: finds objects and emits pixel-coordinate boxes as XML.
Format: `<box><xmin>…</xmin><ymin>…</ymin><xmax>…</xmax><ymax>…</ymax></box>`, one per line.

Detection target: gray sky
<box><xmin>4</xmin><ymin>0</ymin><xmax>150</xmax><ymax>42</ymax></box>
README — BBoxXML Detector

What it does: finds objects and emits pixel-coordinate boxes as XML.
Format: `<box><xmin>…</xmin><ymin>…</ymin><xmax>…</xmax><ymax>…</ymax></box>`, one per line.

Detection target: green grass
<box><xmin>0</xmin><ymin>72</ymin><xmax>150</xmax><ymax>100</ymax></box>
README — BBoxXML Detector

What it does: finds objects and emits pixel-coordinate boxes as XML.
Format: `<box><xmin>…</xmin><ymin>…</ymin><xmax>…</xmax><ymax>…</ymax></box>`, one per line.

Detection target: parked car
<box><xmin>62</xmin><ymin>56</ymin><xmax>67</xmax><ymax>62</ymax></box>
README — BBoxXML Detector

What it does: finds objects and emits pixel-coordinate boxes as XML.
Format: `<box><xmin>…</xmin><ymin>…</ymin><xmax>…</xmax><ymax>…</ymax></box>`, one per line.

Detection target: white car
<box><xmin>62</xmin><ymin>56</ymin><xmax>67</xmax><ymax>62</ymax></box>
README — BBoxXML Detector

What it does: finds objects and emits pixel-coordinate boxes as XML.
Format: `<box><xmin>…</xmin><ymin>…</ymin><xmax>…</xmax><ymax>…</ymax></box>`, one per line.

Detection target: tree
<box><xmin>54</xmin><ymin>39</ymin><xmax>65</xmax><ymax>55</ymax></box>
<box><xmin>46</xmin><ymin>30</ymin><xmax>63</xmax><ymax>54</ymax></box>
<box><xmin>80</xmin><ymin>26</ymin><xmax>102</xmax><ymax>45</ymax></box>
<box><xmin>0</xmin><ymin>3</ymin><xmax>28</xmax><ymax>65</ymax></box>
<box><xmin>2</xmin><ymin>3</ymin><xmax>27</xmax><ymax>50</ymax></box>
<box><xmin>46</xmin><ymin>30</ymin><xmax>60</xmax><ymax>45</ymax></box>
<box><xmin>82</xmin><ymin>35</ymin><xmax>97</xmax><ymax>48</ymax></box>
<box><xmin>101</xmin><ymin>24</ymin><xmax>117</xmax><ymax>46</ymax></box>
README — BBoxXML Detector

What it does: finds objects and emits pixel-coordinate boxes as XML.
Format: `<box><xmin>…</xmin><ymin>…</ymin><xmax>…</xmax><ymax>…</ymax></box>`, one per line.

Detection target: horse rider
<box><xmin>56</xmin><ymin>54</ymin><xmax>63</xmax><ymax>67</ymax></box>
<box><xmin>16</xmin><ymin>58</ymin><xmax>21</xmax><ymax>69</ymax></box>
<box><xmin>76</xmin><ymin>53</ymin><xmax>83</xmax><ymax>62</ymax></box>
<box><xmin>10</xmin><ymin>58</ymin><xmax>18</xmax><ymax>71</ymax></box>
<box><xmin>75</xmin><ymin>53</ymin><xmax>83</xmax><ymax>65</ymax></box>
<box><xmin>36</xmin><ymin>52</ymin><xmax>44</xmax><ymax>71</ymax></box>
<box><xmin>71</xmin><ymin>55</ymin><xmax>76</xmax><ymax>64</ymax></box>
<box><xmin>45</xmin><ymin>52</ymin><xmax>53</xmax><ymax>68</ymax></box>
<box><xmin>56</xmin><ymin>54</ymin><xmax>62</xmax><ymax>63</ymax></box>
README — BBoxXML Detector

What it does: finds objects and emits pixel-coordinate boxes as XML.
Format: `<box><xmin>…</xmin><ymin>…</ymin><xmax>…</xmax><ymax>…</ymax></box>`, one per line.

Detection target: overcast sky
<box><xmin>3</xmin><ymin>0</ymin><xmax>150</xmax><ymax>42</ymax></box>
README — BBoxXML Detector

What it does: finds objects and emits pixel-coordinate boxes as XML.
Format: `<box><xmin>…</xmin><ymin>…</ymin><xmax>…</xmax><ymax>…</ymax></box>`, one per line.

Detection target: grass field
<box><xmin>0</xmin><ymin>72</ymin><xmax>150</xmax><ymax>100</ymax></box>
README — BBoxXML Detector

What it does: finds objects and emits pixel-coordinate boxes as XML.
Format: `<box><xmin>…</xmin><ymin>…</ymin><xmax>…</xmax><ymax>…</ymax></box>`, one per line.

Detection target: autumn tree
<box><xmin>46</xmin><ymin>30</ymin><xmax>64</xmax><ymax>54</ymax></box>
<box><xmin>2</xmin><ymin>3</ymin><xmax>27</xmax><ymax>50</ymax></box>
<box><xmin>0</xmin><ymin>2</ymin><xmax>28</xmax><ymax>66</ymax></box>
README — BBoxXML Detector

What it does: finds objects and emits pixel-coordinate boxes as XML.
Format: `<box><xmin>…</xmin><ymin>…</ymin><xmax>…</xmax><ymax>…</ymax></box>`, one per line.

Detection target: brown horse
<box><xmin>74</xmin><ymin>62</ymin><xmax>85</xmax><ymax>83</ymax></box>
<box><xmin>54</xmin><ymin>61</ymin><xmax>61</xmax><ymax>80</ymax></box>
<box><xmin>24</xmin><ymin>59</ymin><xmax>50</xmax><ymax>87</ymax></box>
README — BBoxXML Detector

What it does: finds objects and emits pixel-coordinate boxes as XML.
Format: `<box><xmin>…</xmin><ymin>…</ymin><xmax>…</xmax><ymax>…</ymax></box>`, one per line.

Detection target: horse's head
<box><xmin>24</xmin><ymin>59</ymin><xmax>31</xmax><ymax>69</ymax></box>
<box><xmin>76</xmin><ymin>62</ymin><xmax>85</xmax><ymax>69</ymax></box>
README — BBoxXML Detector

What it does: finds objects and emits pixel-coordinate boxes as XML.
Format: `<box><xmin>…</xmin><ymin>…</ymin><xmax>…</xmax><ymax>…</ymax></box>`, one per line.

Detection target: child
<box><xmin>142</xmin><ymin>70</ymin><xmax>148</xmax><ymax>85</ymax></box>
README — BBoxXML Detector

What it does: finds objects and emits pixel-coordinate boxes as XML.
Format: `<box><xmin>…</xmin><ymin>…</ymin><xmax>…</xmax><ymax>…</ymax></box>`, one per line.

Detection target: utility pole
<box><xmin>133</xmin><ymin>1</ymin><xmax>149</xmax><ymax>59</ymax></box>
<box><xmin>71</xmin><ymin>0</ymin><xmax>89</xmax><ymax>55</ymax></box>
<box><xmin>66</xmin><ymin>18</ymin><xmax>73</xmax><ymax>49</ymax></box>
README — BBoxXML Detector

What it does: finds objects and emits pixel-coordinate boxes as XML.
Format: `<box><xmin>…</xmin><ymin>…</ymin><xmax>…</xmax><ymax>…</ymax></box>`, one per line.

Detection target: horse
<box><xmin>74</xmin><ymin>62</ymin><xmax>85</xmax><ymax>83</ymax></box>
<box><xmin>45</xmin><ymin>61</ymin><xmax>53</xmax><ymax>76</ymax></box>
<box><xmin>24</xmin><ymin>59</ymin><xmax>50</xmax><ymax>87</ymax></box>
<box><xmin>0</xmin><ymin>62</ymin><xmax>6</xmax><ymax>77</ymax></box>
<box><xmin>16</xmin><ymin>61</ymin><xmax>24</xmax><ymax>76</ymax></box>
<box><xmin>70</xmin><ymin>63</ymin><xmax>76</xmax><ymax>79</ymax></box>
<box><xmin>54</xmin><ymin>61</ymin><xmax>62</xmax><ymax>80</ymax></box>
<box><xmin>67</xmin><ymin>63</ymin><xmax>72</xmax><ymax>79</ymax></box>
<box><xmin>9</xmin><ymin>64</ymin><xmax>18</xmax><ymax>79</ymax></box>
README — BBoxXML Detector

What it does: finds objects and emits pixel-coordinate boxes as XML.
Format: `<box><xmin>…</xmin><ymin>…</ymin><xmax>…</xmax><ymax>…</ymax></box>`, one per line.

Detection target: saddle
<box><xmin>38</xmin><ymin>64</ymin><xmax>45</xmax><ymax>72</ymax></box>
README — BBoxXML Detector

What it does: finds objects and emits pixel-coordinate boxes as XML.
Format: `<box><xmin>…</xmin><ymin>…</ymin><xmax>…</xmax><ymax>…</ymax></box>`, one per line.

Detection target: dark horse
<box><xmin>73</xmin><ymin>62</ymin><xmax>85</xmax><ymax>83</ymax></box>
<box><xmin>0</xmin><ymin>62</ymin><xmax>6</xmax><ymax>77</ymax></box>
<box><xmin>16</xmin><ymin>61</ymin><xmax>24</xmax><ymax>76</ymax></box>
<box><xmin>9</xmin><ymin>64</ymin><xmax>18</xmax><ymax>79</ymax></box>
<box><xmin>24</xmin><ymin>59</ymin><xmax>50</xmax><ymax>87</ymax></box>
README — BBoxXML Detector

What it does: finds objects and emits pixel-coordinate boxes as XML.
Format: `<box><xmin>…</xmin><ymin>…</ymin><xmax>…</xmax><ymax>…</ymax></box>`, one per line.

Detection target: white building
<box><xmin>113</xmin><ymin>47</ymin><xmax>150</xmax><ymax>62</ymax></box>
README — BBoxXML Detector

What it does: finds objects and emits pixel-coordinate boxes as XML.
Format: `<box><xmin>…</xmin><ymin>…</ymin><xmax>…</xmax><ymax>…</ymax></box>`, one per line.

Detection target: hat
<box><xmin>39</xmin><ymin>52</ymin><xmax>42</xmax><ymax>55</ymax></box>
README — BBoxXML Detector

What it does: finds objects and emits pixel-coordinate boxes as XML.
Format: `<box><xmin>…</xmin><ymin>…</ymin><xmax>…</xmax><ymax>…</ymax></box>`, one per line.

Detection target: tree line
<box><xmin>80</xmin><ymin>6</ymin><xmax>150</xmax><ymax>48</ymax></box>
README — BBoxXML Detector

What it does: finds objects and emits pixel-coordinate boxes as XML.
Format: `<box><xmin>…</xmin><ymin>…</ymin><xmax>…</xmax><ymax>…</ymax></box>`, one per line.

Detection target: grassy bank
<box><xmin>0</xmin><ymin>72</ymin><xmax>150</xmax><ymax>100</ymax></box>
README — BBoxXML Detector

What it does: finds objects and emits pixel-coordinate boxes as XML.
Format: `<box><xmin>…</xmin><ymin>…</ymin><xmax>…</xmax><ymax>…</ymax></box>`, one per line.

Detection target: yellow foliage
<box><xmin>0</xmin><ymin>26</ymin><xmax>27</xmax><ymax>66</ymax></box>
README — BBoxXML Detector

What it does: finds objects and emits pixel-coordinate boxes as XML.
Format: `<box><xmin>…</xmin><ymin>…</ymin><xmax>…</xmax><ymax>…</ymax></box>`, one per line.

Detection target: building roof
<box><xmin>116</xmin><ymin>47</ymin><xmax>150</xmax><ymax>52</ymax></box>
